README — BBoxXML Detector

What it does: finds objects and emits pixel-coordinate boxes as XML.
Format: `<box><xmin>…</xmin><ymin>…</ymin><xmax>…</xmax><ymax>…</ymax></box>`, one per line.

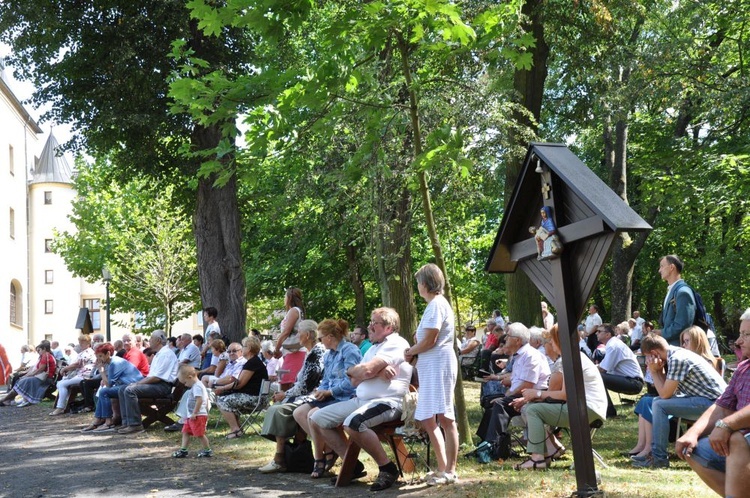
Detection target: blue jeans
<box><xmin>651</xmin><ymin>395</ymin><xmax>714</xmax><ymax>462</ymax></box>
<box><xmin>95</xmin><ymin>385</ymin><xmax>125</xmax><ymax>419</ymax></box>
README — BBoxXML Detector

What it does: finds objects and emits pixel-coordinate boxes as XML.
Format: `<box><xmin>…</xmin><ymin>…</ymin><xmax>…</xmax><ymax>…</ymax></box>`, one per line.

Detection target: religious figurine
<box><xmin>529</xmin><ymin>206</ymin><xmax>563</xmax><ymax>260</ymax></box>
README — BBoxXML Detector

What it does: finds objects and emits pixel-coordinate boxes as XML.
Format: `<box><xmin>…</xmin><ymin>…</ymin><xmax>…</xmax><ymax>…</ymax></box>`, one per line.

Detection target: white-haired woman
<box><xmin>405</xmin><ymin>263</ymin><xmax>458</xmax><ymax>485</ymax></box>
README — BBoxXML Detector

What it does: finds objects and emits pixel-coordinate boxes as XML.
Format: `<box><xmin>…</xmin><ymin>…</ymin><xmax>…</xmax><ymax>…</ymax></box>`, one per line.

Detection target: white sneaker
<box><xmin>15</xmin><ymin>400</ymin><xmax>31</xmax><ymax>408</ymax></box>
<box><xmin>425</xmin><ymin>471</ymin><xmax>447</xmax><ymax>486</ymax></box>
<box><xmin>258</xmin><ymin>460</ymin><xmax>286</xmax><ymax>473</ymax></box>
<box><xmin>444</xmin><ymin>472</ymin><xmax>459</xmax><ymax>484</ymax></box>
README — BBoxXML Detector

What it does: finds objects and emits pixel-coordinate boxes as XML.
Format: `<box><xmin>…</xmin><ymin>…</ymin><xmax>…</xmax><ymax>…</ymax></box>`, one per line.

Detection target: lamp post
<box><xmin>102</xmin><ymin>267</ymin><xmax>112</xmax><ymax>342</ymax></box>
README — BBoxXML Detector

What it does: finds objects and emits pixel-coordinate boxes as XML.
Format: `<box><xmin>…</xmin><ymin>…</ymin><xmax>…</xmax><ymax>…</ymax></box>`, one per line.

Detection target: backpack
<box><xmin>682</xmin><ymin>283</ymin><xmax>714</xmax><ymax>332</ymax></box>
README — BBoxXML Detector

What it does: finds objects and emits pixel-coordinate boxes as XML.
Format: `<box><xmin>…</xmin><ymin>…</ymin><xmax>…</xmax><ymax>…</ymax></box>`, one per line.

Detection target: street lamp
<box><xmin>102</xmin><ymin>267</ymin><xmax>112</xmax><ymax>342</ymax></box>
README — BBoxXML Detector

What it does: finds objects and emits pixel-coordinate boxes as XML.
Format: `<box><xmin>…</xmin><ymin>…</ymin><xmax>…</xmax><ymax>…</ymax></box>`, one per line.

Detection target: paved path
<box><xmin>0</xmin><ymin>395</ymin><xmax>439</xmax><ymax>498</ymax></box>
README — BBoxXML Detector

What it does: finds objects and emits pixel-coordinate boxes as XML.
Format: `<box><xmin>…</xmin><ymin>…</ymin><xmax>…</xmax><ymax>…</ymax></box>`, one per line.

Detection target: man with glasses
<box><xmin>309</xmin><ymin>307</ymin><xmax>412</xmax><ymax>491</ymax></box>
<box><xmin>595</xmin><ymin>323</ymin><xmax>644</xmax><ymax>418</ymax></box>
<box><xmin>349</xmin><ymin>325</ymin><xmax>372</xmax><ymax>356</ymax></box>
<box><xmin>676</xmin><ymin>309</ymin><xmax>750</xmax><ymax>494</ymax></box>
<box><xmin>476</xmin><ymin>322</ymin><xmax>550</xmax><ymax>459</ymax></box>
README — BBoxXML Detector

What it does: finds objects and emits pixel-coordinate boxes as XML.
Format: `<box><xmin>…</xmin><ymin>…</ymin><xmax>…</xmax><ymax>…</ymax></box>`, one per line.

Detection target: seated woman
<box><xmin>510</xmin><ymin>324</ymin><xmax>607</xmax><ymax>469</ymax></box>
<box><xmin>258</xmin><ymin>320</ymin><xmax>324</xmax><ymax>473</ymax></box>
<box><xmin>458</xmin><ymin>324</ymin><xmax>481</xmax><ymax>375</ymax></box>
<box><xmin>81</xmin><ymin>343</ymin><xmax>144</xmax><ymax>432</ymax></box>
<box><xmin>292</xmin><ymin>318</ymin><xmax>361</xmax><ymax>478</ymax></box>
<box><xmin>261</xmin><ymin>340</ymin><xmax>281</xmax><ymax>384</ymax></box>
<box><xmin>215</xmin><ymin>336</ymin><xmax>269</xmax><ymax>439</ymax></box>
<box><xmin>198</xmin><ymin>339</ymin><xmax>228</xmax><ymax>382</ymax></box>
<box><xmin>49</xmin><ymin>334</ymin><xmax>97</xmax><ymax>416</ymax></box>
<box><xmin>1</xmin><ymin>341</ymin><xmax>57</xmax><ymax>407</ymax></box>
<box><xmin>628</xmin><ymin>325</ymin><xmax>719</xmax><ymax>458</ymax></box>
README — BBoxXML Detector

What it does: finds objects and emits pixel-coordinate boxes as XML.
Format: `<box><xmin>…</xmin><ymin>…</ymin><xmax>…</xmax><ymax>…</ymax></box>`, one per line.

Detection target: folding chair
<box><xmin>237</xmin><ymin>379</ymin><xmax>271</xmax><ymax>435</ymax></box>
<box><xmin>567</xmin><ymin>419</ymin><xmax>608</xmax><ymax>469</ymax></box>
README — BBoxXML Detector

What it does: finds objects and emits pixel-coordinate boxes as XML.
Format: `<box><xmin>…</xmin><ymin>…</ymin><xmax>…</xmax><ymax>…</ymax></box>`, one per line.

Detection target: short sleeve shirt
<box><xmin>600</xmin><ymin>337</ymin><xmax>643</xmax><ymax>379</ymax></box>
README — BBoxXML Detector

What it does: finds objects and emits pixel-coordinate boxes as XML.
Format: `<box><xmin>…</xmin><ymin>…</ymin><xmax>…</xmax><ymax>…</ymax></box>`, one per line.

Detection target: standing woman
<box><xmin>405</xmin><ymin>263</ymin><xmax>458</xmax><ymax>485</ymax></box>
<box><xmin>275</xmin><ymin>287</ymin><xmax>306</xmax><ymax>389</ymax></box>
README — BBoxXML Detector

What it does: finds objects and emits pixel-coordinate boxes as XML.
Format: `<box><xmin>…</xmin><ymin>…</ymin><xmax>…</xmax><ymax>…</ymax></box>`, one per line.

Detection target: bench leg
<box><xmin>335</xmin><ymin>441</ymin><xmax>362</xmax><ymax>487</ymax></box>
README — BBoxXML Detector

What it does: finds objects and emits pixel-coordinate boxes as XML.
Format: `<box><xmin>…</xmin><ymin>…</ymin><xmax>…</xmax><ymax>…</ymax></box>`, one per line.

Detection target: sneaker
<box><xmin>444</xmin><ymin>472</ymin><xmax>459</xmax><ymax>484</ymax></box>
<box><xmin>370</xmin><ymin>470</ymin><xmax>398</xmax><ymax>492</ymax></box>
<box><xmin>632</xmin><ymin>456</ymin><xmax>669</xmax><ymax>469</ymax></box>
<box><xmin>259</xmin><ymin>460</ymin><xmax>286</xmax><ymax>473</ymax></box>
<box><xmin>172</xmin><ymin>448</ymin><xmax>189</xmax><ymax>458</ymax></box>
<box><xmin>164</xmin><ymin>422</ymin><xmax>183</xmax><ymax>432</ymax></box>
<box><xmin>117</xmin><ymin>424</ymin><xmax>145</xmax><ymax>435</ymax></box>
<box><xmin>197</xmin><ymin>449</ymin><xmax>213</xmax><ymax>458</ymax></box>
<box><xmin>15</xmin><ymin>400</ymin><xmax>31</xmax><ymax>408</ymax></box>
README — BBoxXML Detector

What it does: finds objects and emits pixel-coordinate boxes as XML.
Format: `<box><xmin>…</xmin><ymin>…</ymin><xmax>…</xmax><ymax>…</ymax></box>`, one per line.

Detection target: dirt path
<box><xmin>0</xmin><ymin>396</ymin><xmax>451</xmax><ymax>498</ymax></box>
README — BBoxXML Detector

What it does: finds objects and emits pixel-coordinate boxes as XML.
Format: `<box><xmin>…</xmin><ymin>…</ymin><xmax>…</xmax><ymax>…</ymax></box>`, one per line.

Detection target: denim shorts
<box><xmin>690</xmin><ymin>432</ymin><xmax>750</xmax><ymax>472</ymax></box>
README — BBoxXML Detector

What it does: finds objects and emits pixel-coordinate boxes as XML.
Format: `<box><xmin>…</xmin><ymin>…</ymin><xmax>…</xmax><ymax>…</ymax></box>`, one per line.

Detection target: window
<box><xmin>8</xmin><ymin>145</ymin><xmax>14</xmax><ymax>176</ymax></box>
<box><xmin>134</xmin><ymin>311</ymin><xmax>146</xmax><ymax>330</ymax></box>
<box><xmin>45</xmin><ymin>300</ymin><xmax>54</xmax><ymax>314</ymax></box>
<box><xmin>45</xmin><ymin>270</ymin><xmax>54</xmax><ymax>284</ymax></box>
<box><xmin>44</xmin><ymin>191</ymin><xmax>52</xmax><ymax>204</ymax></box>
<box><xmin>9</xmin><ymin>208</ymin><xmax>14</xmax><ymax>239</ymax></box>
<box><xmin>83</xmin><ymin>298</ymin><xmax>101</xmax><ymax>330</ymax></box>
<box><xmin>10</xmin><ymin>282</ymin><xmax>22</xmax><ymax>325</ymax></box>
<box><xmin>45</xmin><ymin>239</ymin><xmax>53</xmax><ymax>252</ymax></box>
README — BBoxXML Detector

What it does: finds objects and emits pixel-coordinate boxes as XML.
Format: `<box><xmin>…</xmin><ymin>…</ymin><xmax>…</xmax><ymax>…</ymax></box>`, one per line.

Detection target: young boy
<box><xmin>172</xmin><ymin>365</ymin><xmax>212</xmax><ymax>458</ymax></box>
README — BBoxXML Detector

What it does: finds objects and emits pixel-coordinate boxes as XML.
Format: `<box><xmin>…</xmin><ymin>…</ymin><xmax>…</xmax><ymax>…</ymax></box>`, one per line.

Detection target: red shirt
<box><xmin>38</xmin><ymin>352</ymin><xmax>57</xmax><ymax>378</ymax></box>
<box><xmin>125</xmin><ymin>348</ymin><xmax>150</xmax><ymax>376</ymax></box>
<box><xmin>483</xmin><ymin>333</ymin><xmax>499</xmax><ymax>350</ymax></box>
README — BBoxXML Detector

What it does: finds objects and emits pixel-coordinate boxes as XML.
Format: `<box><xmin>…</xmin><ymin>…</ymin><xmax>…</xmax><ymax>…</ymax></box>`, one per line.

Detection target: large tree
<box><xmin>0</xmin><ymin>0</ymin><xmax>249</xmax><ymax>341</ymax></box>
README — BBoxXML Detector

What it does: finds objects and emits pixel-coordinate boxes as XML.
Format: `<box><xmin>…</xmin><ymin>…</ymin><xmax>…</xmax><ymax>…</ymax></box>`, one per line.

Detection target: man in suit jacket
<box><xmin>658</xmin><ymin>254</ymin><xmax>696</xmax><ymax>346</ymax></box>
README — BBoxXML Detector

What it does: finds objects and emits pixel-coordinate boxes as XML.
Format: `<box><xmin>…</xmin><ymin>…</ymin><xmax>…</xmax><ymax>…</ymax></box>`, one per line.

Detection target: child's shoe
<box><xmin>197</xmin><ymin>449</ymin><xmax>213</xmax><ymax>458</ymax></box>
<box><xmin>172</xmin><ymin>448</ymin><xmax>189</xmax><ymax>458</ymax></box>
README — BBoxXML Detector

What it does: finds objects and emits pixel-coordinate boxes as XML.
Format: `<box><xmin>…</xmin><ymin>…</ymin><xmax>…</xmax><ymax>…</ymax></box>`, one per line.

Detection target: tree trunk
<box><xmin>346</xmin><ymin>243</ymin><xmax>367</xmax><ymax>328</ymax></box>
<box><xmin>192</xmin><ymin>124</ymin><xmax>247</xmax><ymax>343</ymax></box>
<box><xmin>395</xmin><ymin>30</ymin><xmax>469</xmax><ymax>443</ymax></box>
<box><xmin>506</xmin><ymin>0</ymin><xmax>549</xmax><ymax>326</ymax></box>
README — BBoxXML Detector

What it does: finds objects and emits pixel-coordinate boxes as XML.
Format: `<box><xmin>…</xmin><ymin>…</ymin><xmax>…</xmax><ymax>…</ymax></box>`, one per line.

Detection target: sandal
<box><xmin>81</xmin><ymin>420</ymin><xmax>105</xmax><ymax>433</ymax></box>
<box><xmin>323</xmin><ymin>450</ymin><xmax>338</xmax><ymax>472</ymax></box>
<box><xmin>225</xmin><ymin>429</ymin><xmax>244</xmax><ymax>439</ymax></box>
<box><xmin>549</xmin><ymin>445</ymin><xmax>566</xmax><ymax>460</ymax></box>
<box><xmin>514</xmin><ymin>457</ymin><xmax>550</xmax><ymax>470</ymax></box>
<box><xmin>311</xmin><ymin>459</ymin><xmax>328</xmax><ymax>479</ymax></box>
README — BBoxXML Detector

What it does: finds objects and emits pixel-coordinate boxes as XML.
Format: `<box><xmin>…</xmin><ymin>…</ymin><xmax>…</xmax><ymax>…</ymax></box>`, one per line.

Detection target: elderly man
<box><xmin>633</xmin><ymin>334</ymin><xmax>726</xmax><ymax>468</ymax></box>
<box><xmin>596</xmin><ymin>323</ymin><xmax>644</xmax><ymax>418</ymax></box>
<box><xmin>676</xmin><ymin>309</ymin><xmax>750</xmax><ymax>496</ymax></box>
<box><xmin>476</xmin><ymin>322</ymin><xmax>550</xmax><ymax>457</ymax></box>
<box><xmin>117</xmin><ymin>330</ymin><xmax>179</xmax><ymax>434</ymax></box>
<box><xmin>177</xmin><ymin>332</ymin><xmax>202</xmax><ymax>368</ymax></box>
<box><xmin>122</xmin><ymin>333</ymin><xmax>149</xmax><ymax>376</ymax></box>
<box><xmin>308</xmin><ymin>307</ymin><xmax>412</xmax><ymax>492</ymax></box>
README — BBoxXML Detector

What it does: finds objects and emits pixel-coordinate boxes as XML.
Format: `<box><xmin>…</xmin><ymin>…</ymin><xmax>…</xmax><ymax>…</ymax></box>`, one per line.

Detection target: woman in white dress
<box><xmin>405</xmin><ymin>263</ymin><xmax>458</xmax><ymax>486</ymax></box>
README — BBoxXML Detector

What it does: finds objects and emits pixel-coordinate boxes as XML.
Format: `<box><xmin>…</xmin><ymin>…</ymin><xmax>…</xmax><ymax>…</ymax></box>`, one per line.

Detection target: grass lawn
<box><xmin>193</xmin><ymin>380</ymin><xmax>717</xmax><ymax>497</ymax></box>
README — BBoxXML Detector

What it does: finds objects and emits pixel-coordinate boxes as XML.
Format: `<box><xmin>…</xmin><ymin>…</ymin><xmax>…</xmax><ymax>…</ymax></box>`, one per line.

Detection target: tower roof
<box><xmin>31</xmin><ymin>132</ymin><xmax>73</xmax><ymax>184</ymax></box>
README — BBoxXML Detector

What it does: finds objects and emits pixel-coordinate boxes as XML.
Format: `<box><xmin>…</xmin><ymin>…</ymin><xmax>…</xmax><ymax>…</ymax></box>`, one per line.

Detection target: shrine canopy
<box><xmin>485</xmin><ymin>143</ymin><xmax>651</xmax><ymax>318</ymax></box>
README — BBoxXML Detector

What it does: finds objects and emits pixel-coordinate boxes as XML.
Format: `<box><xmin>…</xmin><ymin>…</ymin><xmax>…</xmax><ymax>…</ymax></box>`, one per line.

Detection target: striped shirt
<box><xmin>666</xmin><ymin>346</ymin><xmax>726</xmax><ymax>399</ymax></box>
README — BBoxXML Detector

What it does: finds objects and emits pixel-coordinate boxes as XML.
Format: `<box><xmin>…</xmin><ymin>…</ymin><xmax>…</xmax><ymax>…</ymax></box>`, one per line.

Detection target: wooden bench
<box><xmin>138</xmin><ymin>380</ymin><xmax>187</xmax><ymax>429</ymax></box>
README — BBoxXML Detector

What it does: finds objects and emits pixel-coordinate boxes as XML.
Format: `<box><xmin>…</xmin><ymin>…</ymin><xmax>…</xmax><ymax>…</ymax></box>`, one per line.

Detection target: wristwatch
<box><xmin>715</xmin><ymin>419</ymin><xmax>735</xmax><ymax>432</ymax></box>
<box><xmin>536</xmin><ymin>390</ymin><xmax>542</xmax><ymax>399</ymax></box>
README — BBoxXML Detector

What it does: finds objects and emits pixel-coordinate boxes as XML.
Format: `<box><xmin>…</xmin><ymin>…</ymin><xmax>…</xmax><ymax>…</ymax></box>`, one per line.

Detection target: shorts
<box><xmin>690</xmin><ymin>432</ymin><xmax>750</xmax><ymax>472</ymax></box>
<box><xmin>310</xmin><ymin>397</ymin><xmax>401</xmax><ymax>432</ymax></box>
<box><xmin>182</xmin><ymin>415</ymin><xmax>208</xmax><ymax>437</ymax></box>
<box><xmin>307</xmin><ymin>397</ymin><xmax>340</xmax><ymax>410</ymax></box>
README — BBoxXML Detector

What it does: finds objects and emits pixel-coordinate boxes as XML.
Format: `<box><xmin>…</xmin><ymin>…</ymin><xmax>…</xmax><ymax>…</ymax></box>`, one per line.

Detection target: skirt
<box><xmin>14</xmin><ymin>376</ymin><xmax>52</xmax><ymax>404</ymax></box>
<box><xmin>261</xmin><ymin>400</ymin><xmax>306</xmax><ymax>440</ymax></box>
<box><xmin>216</xmin><ymin>392</ymin><xmax>263</xmax><ymax>413</ymax></box>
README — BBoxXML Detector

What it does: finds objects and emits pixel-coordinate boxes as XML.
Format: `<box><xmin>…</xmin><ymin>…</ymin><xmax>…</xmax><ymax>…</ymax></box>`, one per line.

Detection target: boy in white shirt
<box><xmin>172</xmin><ymin>365</ymin><xmax>212</xmax><ymax>458</ymax></box>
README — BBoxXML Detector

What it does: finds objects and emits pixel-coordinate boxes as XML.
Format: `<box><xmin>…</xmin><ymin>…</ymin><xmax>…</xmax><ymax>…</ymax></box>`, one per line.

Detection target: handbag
<box><xmin>34</xmin><ymin>371</ymin><xmax>48</xmax><ymax>382</ymax></box>
<box><xmin>283</xmin><ymin>438</ymin><xmax>315</xmax><ymax>473</ymax></box>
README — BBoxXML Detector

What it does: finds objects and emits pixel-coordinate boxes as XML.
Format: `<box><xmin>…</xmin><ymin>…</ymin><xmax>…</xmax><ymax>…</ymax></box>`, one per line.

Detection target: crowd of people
<box><xmin>0</xmin><ymin>254</ymin><xmax>748</xmax><ymax>496</ymax></box>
